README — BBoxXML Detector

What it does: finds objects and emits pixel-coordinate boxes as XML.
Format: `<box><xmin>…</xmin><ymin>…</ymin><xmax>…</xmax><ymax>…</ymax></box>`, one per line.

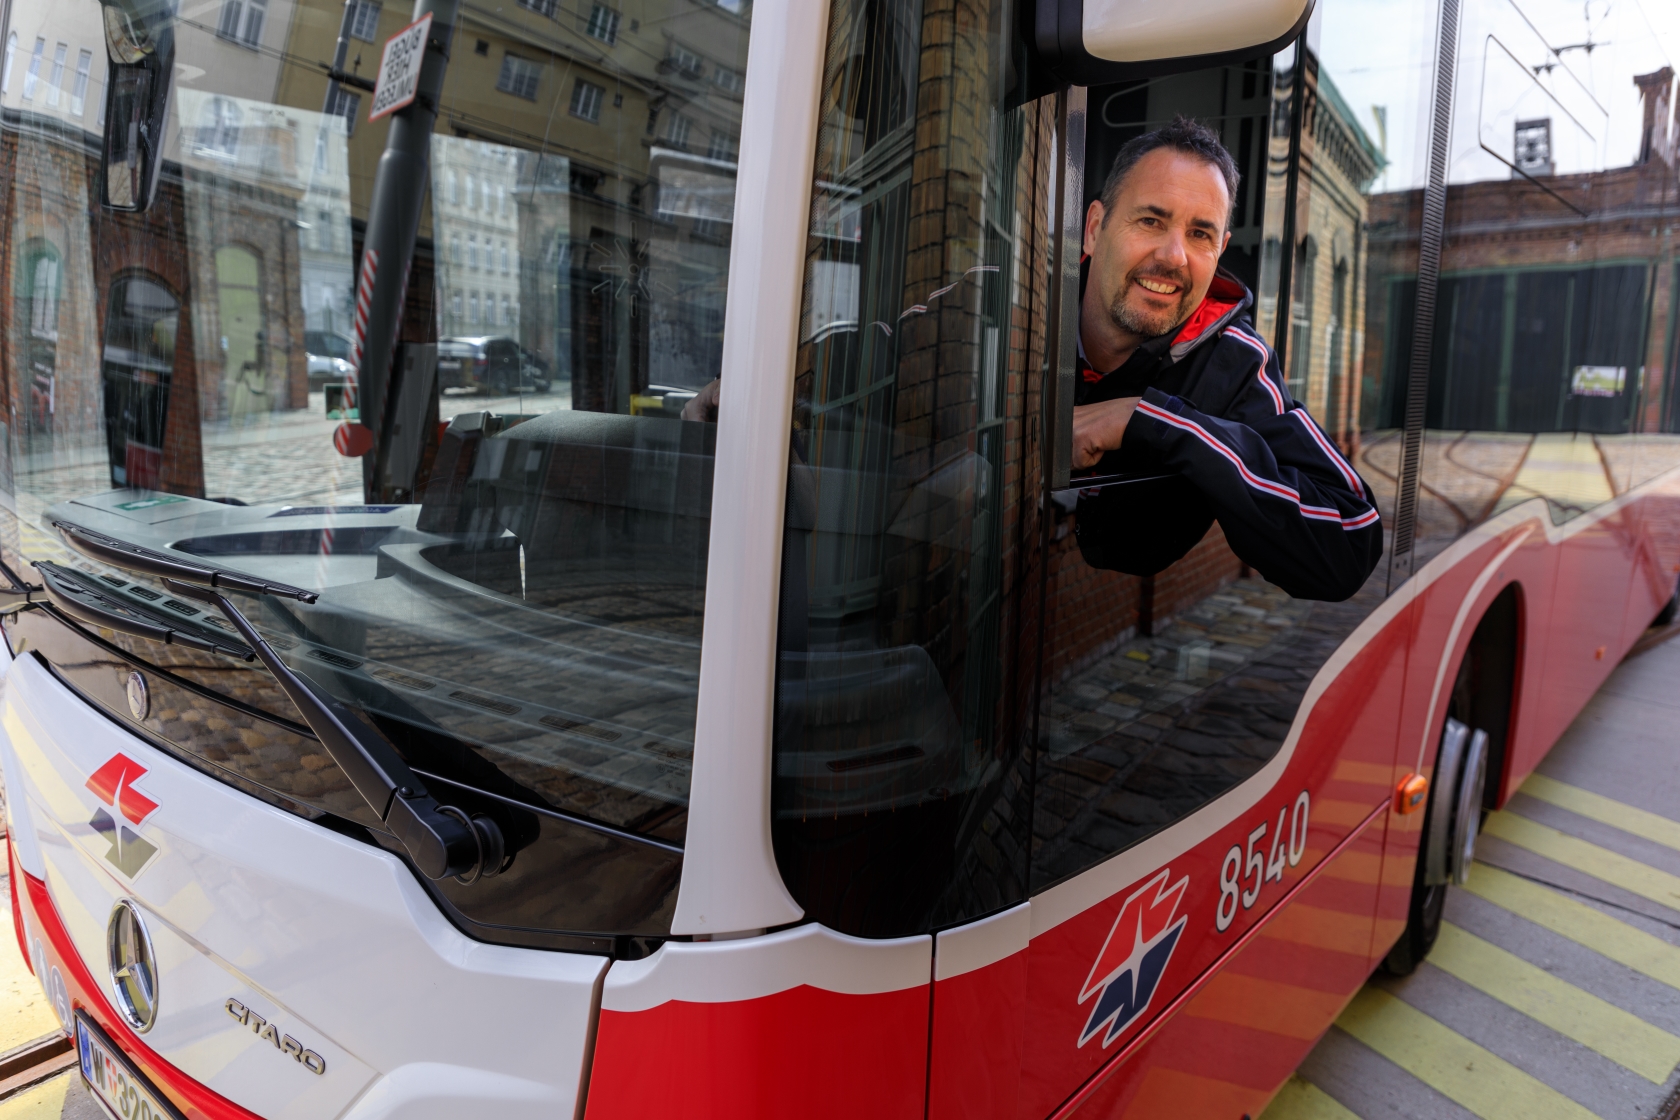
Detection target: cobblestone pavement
<box><xmin>1032</xmin><ymin>572</ymin><xmax>1380</xmax><ymax>889</ymax></box>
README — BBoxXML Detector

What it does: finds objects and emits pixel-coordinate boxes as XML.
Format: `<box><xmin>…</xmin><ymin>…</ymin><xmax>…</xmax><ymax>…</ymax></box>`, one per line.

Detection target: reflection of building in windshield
<box><xmin>1364</xmin><ymin>75</ymin><xmax>1679</xmax><ymax>440</ymax></box>
<box><xmin>0</xmin><ymin>0</ymin><xmax>754</xmax><ymax>520</ymax></box>
<box><xmin>173</xmin><ymin>91</ymin><xmax>349</xmax><ymax>425</ymax></box>
<box><xmin>0</xmin><ymin>0</ymin><xmax>104</xmax><ymax>128</ymax></box>
<box><xmin>1262</xmin><ymin>54</ymin><xmax>1384</xmax><ymax>453</ymax></box>
<box><xmin>1358</xmin><ymin>65</ymin><xmax>1680</xmax><ymax>550</ymax></box>
<box><xmin>265</xmin><ymin>0</ymin><xmax>751</xmax><ymax>417</ymax></box>
<box><xmin>432</xmin><ymin>138</ymin><xmax>522</xmax><ymax>344</ymax></box>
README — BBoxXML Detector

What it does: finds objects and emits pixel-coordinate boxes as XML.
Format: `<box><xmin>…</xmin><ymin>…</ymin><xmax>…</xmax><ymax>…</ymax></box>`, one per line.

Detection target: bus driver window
<box><xmin>1065</xmin><ymin>118</ymin><xmax>1381</xmax><ymax>603</ymax></box>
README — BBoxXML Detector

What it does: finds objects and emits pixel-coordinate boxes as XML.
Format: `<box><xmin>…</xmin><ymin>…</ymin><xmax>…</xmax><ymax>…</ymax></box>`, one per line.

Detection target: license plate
<box><xmin>76</xmin><ymin>1011</ymin><xmax>185</xmax><ymax>1120</ymax></box>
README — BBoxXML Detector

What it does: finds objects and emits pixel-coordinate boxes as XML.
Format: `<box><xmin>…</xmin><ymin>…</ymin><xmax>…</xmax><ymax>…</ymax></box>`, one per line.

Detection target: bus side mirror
<box><xmin>1032</xmin><ymin>0</ymin><xmax>1314</xmax><ymax>83</ymax></box>
<box><xmin>99</xmin><ymin>0</ymin><xmax>175</xmax><ymax>212</ymax></box>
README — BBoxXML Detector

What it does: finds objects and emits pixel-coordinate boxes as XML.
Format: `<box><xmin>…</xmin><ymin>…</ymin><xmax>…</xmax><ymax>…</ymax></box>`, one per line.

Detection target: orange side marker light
<box><xmin>1394</xmin><ymin>773</ymin><xmax>1429</xmax><ymax>815</ymax></box>
<box><xmin>1594</xmin><ymin>646</ymin><xmax>1606</xmax><ymax>661</ymax></box>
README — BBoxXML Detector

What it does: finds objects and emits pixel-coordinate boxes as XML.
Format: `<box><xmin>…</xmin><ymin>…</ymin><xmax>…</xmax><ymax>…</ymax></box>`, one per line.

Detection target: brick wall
<box><xmin>1045</xmin><ymin>515</ymin><xmax>1245</xmax><ymax>683</ymax></box>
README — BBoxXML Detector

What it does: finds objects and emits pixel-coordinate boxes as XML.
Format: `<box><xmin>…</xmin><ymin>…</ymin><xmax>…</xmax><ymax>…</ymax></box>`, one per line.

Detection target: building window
<box><xmin>570</xmin><ymin>78</ymin><xmax>604</xmax><ymax>122</ymax></box>
<box><xmin>707</xmin><ymin>128</ymin><xmax>736</xmax><ymax>161</ymax></box>
<box><xmin>325</xmin><ymin>84</ymin><xmax>360</xmax><ymax>135</ymax></box>
<box><xmin>348</xmin><ymin>0</ymin><xmax>381</xmax><ymax>41</ymax></box>
<box><xmin>217</xmin><ymin>0</ymin><xmax>267</xmax><ymax>48</ymax></box>
<box><xmin>196</xmin><ymin>96</ymin><xmax>243</xmax><ymax>159</ymax></box>
<box><xmin>666</xmin><ymin>112</ymin><xmax>692</xmax><ymax>148</ymax></box>
<box><xmin>468</xmin><ymin>235</ymin><xmax>478</xmax><ymax>270</ymax></box>
<box><xmin>502</xmin><ymin>294</ymin><xmax>512</xmax><ymax>326</ymax></box>
<box><xmin>22</xmin><ymin>38</ymin><xmax>43</xmax><ymax>100</ymax></box>
<box><xmin>496</xmin><ymin>184</ymin><xmax>506</xmax><ymax>215</ymax></box>
<box><xmin>466</xmin><ymin>174</ymin><xmax>476</xmax><ymax>209</ymax></box>
<box><xmin>517</xmin><ymin>0</ymin><xmax>557</xmax><ymax>16</ymax></box>
<box><xmin>3</xmin><ymin>34</ymin><xmax>17</xmax><ymax>96</ymax></box>
<box><xmin>497</xmin><ymin>53</ymin><xmax>541</xmax><ymax>100</ymax></box>
<box><xmin>585</xmin><ymin>4</ymin><xmax>620</xmax><ymax>44</ymax></box>
<box><xmin>70</xmin><ymin>50</ymin><xmax>91</xmax><ymax>117</ymax></box>
<box><xmin>500</xmin><ymin>241</ymin><xmax>510</xmax><ymax>274</ymax></box>
<box><xmin>451</xmin><ymin>291</ymin><xmax>463</xmax><ymax>319</ymax></box>
<box><xmin>44</xmin><ymin>43</ymin><xmax>64</xmax><ymax>108</ymax></box>
<box><xmin>27</xmin><ymin>250</ymin><xmax>60</xmax><ymax>337</ymax></box>
<box><xmin>448</xmin><ymin>169</ymin><xmax>459</xmax><ymax>205</ymax></box>
<box><xmin>713</xmin><ymin>65</ymin><xmax>740</xmax><ymax>92</ymax></box>
<box><xmin>450</xmin><ymin>235</ymin><xmax>461</xmax><ymax>265</ymax></box>
<box><xmin>318</xmin><ymin>209</ymin><xmax>334</xmax><ymax>253</ymax></box>
<box><xmin>469</xmin><ymin>292</ymin><xmax>479</xmax><ymax>324</ymax></box>
<box><xmin>667</xmin><ymin>45</ymin><xmax>702</xmax><ymax>78</ymax></box>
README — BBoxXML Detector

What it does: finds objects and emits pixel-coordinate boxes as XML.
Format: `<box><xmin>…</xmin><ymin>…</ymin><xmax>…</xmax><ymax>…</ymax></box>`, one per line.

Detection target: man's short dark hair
<box><xmin>1098</xmin><ymin>116</ymin><xmax>1240</xmax><ymax>228</ymax></box>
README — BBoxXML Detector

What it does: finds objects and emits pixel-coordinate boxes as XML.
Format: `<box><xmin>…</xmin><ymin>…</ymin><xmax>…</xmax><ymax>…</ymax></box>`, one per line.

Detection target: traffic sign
<box><xmin>368</xmin><ymin>13</ymin><xmax>432</xmax><ymax>122</ymax></box>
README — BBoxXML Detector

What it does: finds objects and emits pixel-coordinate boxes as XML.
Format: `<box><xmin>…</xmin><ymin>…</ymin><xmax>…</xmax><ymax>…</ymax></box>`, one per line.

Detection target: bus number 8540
<box><xmin>1216</xmin><ymin>791</ymin><xmax>1309</xmax><ymax>932</ymax></box>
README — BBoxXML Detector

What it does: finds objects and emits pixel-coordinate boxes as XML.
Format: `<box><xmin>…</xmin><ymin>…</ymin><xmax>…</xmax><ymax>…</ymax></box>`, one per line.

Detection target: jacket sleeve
<box><xmin>1124</xmin><ymin>335</ymin><xmax>1383</xmax><ymax>601</ymax></box>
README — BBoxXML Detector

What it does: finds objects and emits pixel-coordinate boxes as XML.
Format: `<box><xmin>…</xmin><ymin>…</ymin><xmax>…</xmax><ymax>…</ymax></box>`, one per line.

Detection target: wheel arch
<box><xmin>1444</xmin><ymin>580</ymin><xmax>1524</xmax><ymax>813</ymax></box>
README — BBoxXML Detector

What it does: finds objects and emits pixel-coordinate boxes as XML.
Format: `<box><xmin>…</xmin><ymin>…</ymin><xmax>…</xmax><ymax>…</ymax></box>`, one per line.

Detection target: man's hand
<box><xmin>681</xmin><ymin>378</ymin><xmax>721</xmax><ymax>422</ymax></box>
<box><xmin>1070</xmin><ymin>396</ymin><xmax>1142</xmax><ymax>470</ymax></box>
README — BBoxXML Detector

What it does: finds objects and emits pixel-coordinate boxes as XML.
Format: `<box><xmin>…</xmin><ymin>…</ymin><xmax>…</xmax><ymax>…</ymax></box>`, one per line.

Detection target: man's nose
<box><xmin>1154</xmin><ymin>229</ymin><xmax>1190</xmax><ymax>270</ymax></box>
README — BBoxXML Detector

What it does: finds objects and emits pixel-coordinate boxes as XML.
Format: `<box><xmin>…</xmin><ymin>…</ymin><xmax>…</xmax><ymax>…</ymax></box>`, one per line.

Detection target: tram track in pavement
<box><xmin>1264</xmin><ymin>635</ymin><xmax>1680</xmax><ymax>1120</ymax></box>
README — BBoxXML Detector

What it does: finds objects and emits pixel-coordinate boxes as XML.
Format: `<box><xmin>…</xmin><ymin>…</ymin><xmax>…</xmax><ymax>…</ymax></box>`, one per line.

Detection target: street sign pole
<box><xmin>351</xmin><ymin>0</ymin><xmax>454</xmax><ymax>502</ymax></box>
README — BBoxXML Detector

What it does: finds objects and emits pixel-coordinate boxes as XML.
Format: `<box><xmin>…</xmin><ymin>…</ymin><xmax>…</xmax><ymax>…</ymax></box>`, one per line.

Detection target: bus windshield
<box><xmin>1</xmin><ymin>0</ymin><xmax>753</xmax><ymax>943</ymax></box>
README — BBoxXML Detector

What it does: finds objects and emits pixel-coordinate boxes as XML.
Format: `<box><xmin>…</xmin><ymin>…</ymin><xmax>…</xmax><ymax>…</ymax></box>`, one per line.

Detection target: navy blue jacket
<box><xmin>1074</xmin><ymin>270</ymin><xmax>1382</xmax><ymax>602</ymax></box>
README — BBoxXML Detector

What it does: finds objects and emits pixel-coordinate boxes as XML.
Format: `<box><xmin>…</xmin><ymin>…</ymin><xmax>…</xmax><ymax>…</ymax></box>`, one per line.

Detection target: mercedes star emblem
<box><xmin>126</xmin><ymin>672</ymin><xmax>149</xmax><ymax>721</ymax></box>
<box><xmin>107</xmin><ymin>899</ymin><xmax>158</xmax><ymax>1032</ymax></box>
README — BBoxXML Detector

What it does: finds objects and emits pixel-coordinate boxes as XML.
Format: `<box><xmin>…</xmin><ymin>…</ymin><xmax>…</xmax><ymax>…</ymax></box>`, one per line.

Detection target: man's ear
<box><xmin>1221</xmin><ymin>229</ymin><xmax>1232</xmax><ymax>253</ymax></box>
<box><xmin>1083</xmin><ymin>200</ymin><xmax>1106</xmax><ymax>257</ymax></box>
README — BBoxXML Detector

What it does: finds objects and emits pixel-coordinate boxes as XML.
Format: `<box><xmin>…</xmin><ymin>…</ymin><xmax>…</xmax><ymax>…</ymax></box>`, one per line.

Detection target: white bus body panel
<box><xmin>0</xmin><ymin>653</ymin><xmax>605</xmax><ymax>1120</ymax></box>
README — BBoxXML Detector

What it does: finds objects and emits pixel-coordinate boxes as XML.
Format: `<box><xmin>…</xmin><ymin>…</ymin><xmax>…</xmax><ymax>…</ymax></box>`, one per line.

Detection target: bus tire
<box><xmin>1386</xmin><ymin>717</ymin><xmax>1488</xmax><ymax>975</ymax></box>
<box><xmin>1385</xmin><ymin>589</ymin><xmax>1517</xmax><ymax>975</ymax></box>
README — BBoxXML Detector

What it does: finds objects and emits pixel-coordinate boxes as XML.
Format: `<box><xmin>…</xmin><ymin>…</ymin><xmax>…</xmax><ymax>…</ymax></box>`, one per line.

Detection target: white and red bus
<box><xmin>0</xmin><ymin>0</ymin><xmax>1677</xmax><ymax>1114</ymax></box>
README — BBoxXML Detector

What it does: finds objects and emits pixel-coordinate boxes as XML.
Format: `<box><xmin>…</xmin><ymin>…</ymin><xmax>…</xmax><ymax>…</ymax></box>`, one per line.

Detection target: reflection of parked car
<box><xmin>304</xmin><ymin>330</ymin><xmax>356</xmax><ymax>391</ymax></box>
<box><xmin>437</xmin><ymin>336</ymin><xmax>550</xmax><ymax>395</ymax></box>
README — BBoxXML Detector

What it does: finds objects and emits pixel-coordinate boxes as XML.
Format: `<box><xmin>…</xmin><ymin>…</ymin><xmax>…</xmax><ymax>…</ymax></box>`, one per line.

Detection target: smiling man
<box><xmin>1069</xmin><ymin>117</ymin><xmax>1381</xmax><ymax>602</ymax></box>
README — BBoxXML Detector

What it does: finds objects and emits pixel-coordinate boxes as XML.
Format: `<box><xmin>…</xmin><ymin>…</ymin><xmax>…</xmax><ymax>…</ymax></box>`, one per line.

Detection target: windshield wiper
<box><xmin>0</xmin><ymin>554</ymin><xmax>42</xmax><ymax>615</ymax></box>
<box><xmin>35</xmin><ymin>562</ymin><xmax>255</xmax><ymax>660</ymax></box>
<box><xmin>55</xmin><ymin>521</ymin><xmax>319</xmax><ymax>602</ymax></box>
<box><xmin>54</xmin><ymin>521</ymin><xmax>505</xmax><ymax>883</ymax></box>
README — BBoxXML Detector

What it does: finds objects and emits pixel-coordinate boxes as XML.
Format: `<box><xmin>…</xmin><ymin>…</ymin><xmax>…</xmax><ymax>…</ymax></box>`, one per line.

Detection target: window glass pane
<box><xmin>0</xmin><ymin>0</ymin><xmax>752</xmax><ymax>942</ymax></box>
<box><xmin>44</xmin><ymin>42</ymin><xmax>62</xmax><ymax>108</ymax></box>
<box><xmin>771</xmin><ymin>0</ymin><xmax>1045</xmax><ymax>937</ymax></box>
<box><xmin>1403</xmin><ymin>2</ymin><xmax>1680</xmax><ymax>552</ymax></box>
<box><xmin>586</xmin><ymin>5</ymin><xmax>620</xmax><ymax>44</ymax></box>
<box><xmin>70</xmin><ymin>49</ymin><xmax>89</xmax><ymax>118</ymax></box>
<box><xmin>23</xmin><ymin>38</ymin><xmax>42</xmax><ymax>100</ymax></box>
<box><xmin>774</xmin><ymin>0</ymin><xmax>1443</xmax><ymax>937</ymax></box>
<box><xmin>1027</xmin><ymin>8</ymin><xmax>1443</xmax><ymax>896</ymax></box>
<box><xmin>349</xmin><ymin>0</ymin><xmax>382</xmax><ymax>42</ymax></box>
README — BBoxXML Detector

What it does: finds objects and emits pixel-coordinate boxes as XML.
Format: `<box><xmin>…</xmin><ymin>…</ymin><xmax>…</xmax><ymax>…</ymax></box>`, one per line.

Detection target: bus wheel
<box><xmin>1384</xmin><ymin>715</ymin><xmax>1489</xmax><ymax>975</ymax></box>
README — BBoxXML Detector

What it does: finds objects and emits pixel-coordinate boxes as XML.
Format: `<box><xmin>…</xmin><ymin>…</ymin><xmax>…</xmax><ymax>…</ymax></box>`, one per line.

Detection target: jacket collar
<box><xmin>1167</xmin><ymin>269</ymin><xmax>1253</xmax><ymax>363</ymax></box>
